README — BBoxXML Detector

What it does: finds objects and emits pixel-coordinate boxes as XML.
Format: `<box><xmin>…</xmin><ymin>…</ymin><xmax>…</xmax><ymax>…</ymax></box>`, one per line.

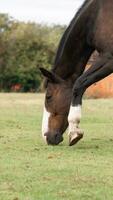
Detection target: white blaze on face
<box><xmin>42</xmin><ymin>106</ymin><xmax>51</xmax><ymax>142</ymax></box>
<box><xmin>68</xmin><ymin>105</ymin><xmax>81</xmax><ymax>134</ymax></box>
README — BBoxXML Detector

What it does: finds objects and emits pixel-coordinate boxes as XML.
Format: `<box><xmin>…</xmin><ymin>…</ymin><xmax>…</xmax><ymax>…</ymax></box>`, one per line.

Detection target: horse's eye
<box><xmin>46</xmin><ymin>95</ymin><xmax>52</xmax><ymax>101</ymax></box>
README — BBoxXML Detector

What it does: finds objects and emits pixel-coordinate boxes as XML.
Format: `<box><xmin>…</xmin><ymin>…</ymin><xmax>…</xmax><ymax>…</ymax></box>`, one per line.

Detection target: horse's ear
<box><xmin>39</xmin><ymin>68</ymin><xmax>55</xmax><ymax>81</ymax></box>
<box><xmin>39</xmin><ymin>68</ymin><xmax>63</xmax><ymax>83</ymax></box>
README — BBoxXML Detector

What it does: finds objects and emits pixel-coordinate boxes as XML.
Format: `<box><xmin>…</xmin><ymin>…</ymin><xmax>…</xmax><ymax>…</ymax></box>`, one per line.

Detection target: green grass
<box><xmin>0</xmin><ymin>93</ymin><xmax>113</xmax><ymax>200</ymax></box>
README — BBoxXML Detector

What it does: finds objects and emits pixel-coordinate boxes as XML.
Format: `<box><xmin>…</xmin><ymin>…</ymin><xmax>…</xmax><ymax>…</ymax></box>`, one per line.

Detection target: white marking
<box><xmin>68</xmin><ymin>105</ymin><xmax>81</xmax><ymax>134</ymax></box>
<box><xmin>42</xmin><ymin>106</ymin><xmax>51</xmax><ymax>142</ymax></box>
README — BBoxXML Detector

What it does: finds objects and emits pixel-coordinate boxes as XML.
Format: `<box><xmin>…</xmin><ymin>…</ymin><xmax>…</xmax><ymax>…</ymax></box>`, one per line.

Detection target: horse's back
<box><xmin>94</xmin><ymin>0</ymin><xmax>113</xmax><ymax>52</ymax></box>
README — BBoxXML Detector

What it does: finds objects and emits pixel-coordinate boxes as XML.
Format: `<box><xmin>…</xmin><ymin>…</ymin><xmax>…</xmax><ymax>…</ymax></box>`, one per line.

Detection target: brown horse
<box><xmin>40</xmin><ymin>0</ymin><xmax>113</xmax><ymax>146</ymax></box>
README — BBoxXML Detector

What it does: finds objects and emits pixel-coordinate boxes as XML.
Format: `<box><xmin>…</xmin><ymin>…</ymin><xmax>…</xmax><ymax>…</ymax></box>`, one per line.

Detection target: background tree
<box><xmin>0</xmin><ymin>14</ymin><xmax>66</xmax><ymax>92</ymax></box>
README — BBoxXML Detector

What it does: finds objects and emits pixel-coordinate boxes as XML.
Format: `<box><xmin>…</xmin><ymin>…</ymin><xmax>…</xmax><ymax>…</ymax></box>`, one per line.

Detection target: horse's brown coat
<box><xmin>40</xmin><ymin>0</ymin><xmax>113</xmax><ymax>145</ymax></box>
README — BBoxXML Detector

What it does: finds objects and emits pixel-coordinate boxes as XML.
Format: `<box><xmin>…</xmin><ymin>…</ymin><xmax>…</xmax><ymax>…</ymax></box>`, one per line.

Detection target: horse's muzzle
<box><xmin>44</xmin><ymin>132</ymin><xmax>63</xmax><ymax>145</ymax></box>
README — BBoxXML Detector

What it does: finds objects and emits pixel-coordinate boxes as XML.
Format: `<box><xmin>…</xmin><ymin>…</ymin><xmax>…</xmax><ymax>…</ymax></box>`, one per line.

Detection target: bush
<box><xmin>0</xmin><ymin>14</ymin><xmax>66</xmax><ymax>92</ymax></box>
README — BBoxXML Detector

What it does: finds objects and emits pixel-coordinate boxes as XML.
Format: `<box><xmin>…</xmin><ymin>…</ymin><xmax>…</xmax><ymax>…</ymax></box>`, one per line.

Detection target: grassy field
<box><xmin>0</xmin><ymin>93</ymin><xmax>113</xmax><ymax>200</ymax></box>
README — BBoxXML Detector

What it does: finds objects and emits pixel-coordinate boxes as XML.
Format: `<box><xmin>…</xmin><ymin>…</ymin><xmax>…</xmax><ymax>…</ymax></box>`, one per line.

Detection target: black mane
<box><xmin>53</xmin><ymin>0</ymin><xmax>92</xmax><ymax>69</ymax></box>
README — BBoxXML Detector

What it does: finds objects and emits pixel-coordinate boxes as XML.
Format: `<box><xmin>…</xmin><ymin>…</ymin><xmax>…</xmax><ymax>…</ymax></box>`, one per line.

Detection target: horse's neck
<box><xmin>53</xmin><ymin>0</ymin><xmax>96</xmax><ymax>79</ymax></box>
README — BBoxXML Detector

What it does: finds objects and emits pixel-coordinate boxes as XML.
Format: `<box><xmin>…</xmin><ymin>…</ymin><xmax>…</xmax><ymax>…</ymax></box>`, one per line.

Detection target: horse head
<box><xmin>40</xmin><ymin>68</ymin><xmax>72</xmax><ymax>145</ymax></box>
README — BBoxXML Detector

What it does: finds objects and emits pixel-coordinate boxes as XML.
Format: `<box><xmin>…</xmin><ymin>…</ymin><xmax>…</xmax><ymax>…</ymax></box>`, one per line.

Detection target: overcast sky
<box><xmin>0</xmin><ymin>0</ymin><xmax>84</xmax><ymax>25</ymax></box>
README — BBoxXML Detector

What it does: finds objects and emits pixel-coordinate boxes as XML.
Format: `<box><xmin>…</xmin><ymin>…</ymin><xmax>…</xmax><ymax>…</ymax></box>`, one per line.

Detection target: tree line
<box><xmin>0</xmin><ymin>14</ymin><xmax>66</xmax><ymax>92</ymax></box>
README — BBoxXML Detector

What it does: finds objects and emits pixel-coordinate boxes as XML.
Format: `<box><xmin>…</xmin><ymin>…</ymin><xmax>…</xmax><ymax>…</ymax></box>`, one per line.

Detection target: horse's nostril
<box><xmin>55</xmin><ymin>133</ymin><xmax>63</xmax><ymax>144</ymax></box>
<box><xmin>46</xmin><ymin>133</ymin><xmax>63</xmax><ymax>145</ymax></box>
<box><xmin>44</xmin><ymin>132</ymin><xmax>48</xmax><ymax>137</ymax></box>
<box><xmin>55</xmin><ymin>133</ymin><xmax>58</xmax><ymax>139</ymax></box>
<box><xmin>46</xmin><ymin>135</ymin><xmax>52</xmax><ymax>145</ymax></box>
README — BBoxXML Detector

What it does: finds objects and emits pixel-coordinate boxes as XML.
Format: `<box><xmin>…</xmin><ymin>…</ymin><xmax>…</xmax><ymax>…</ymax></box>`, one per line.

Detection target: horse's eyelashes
<box><xmin>46</xmin><ymin>95</ymin><xmax>52</xmax><ymax>101</ymax></box>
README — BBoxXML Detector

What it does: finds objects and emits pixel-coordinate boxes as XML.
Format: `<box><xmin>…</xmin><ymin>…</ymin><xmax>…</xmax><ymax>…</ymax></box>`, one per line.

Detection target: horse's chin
<box><xmin>46</xmin><ymin>134</ymin><xmax>64</xmax><ymax>146</ymax></box>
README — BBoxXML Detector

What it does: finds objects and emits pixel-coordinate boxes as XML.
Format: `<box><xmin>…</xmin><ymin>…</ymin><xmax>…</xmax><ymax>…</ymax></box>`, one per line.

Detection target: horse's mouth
<box><xmin>46</xmin><ymin>134</ymin><xmax>63</xmax><ymax>145</ymax></box>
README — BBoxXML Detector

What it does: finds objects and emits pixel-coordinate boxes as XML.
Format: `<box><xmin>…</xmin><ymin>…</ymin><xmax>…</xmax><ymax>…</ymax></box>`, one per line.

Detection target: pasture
<box><xmin>0</xmin><ymin>93</ymin><xmax>113</xmax><ymax>200</ymax></box>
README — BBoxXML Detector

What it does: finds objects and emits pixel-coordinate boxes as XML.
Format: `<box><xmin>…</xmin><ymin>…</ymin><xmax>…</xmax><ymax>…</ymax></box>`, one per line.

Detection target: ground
<box><xmin>0</xmin><ymin>93</ymin><xmax>113</xmax><ymax>200</ymax></box>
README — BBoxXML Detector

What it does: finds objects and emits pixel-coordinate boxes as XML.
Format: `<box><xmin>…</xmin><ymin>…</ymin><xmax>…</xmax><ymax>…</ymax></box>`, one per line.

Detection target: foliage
<box><xmin>0</xmin><ymin>14</ymin><xmax>66</xmax><ymax>92</ymax></box>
